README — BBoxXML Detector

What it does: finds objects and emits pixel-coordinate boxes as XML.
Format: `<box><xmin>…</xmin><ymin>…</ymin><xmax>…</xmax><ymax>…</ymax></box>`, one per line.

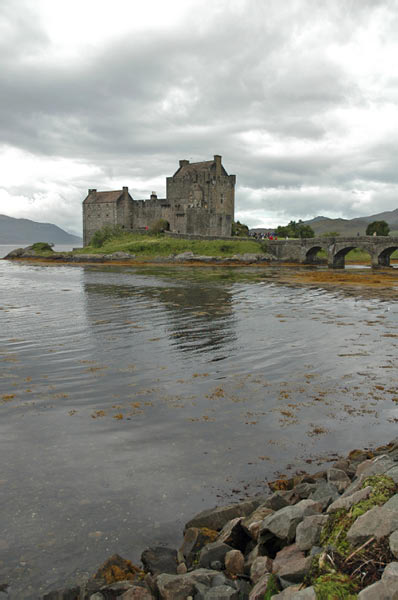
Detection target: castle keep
<box><xmin>83</xmin><ymin>155</ymin><xmax>235</xmax><ymax>246</ymax></box>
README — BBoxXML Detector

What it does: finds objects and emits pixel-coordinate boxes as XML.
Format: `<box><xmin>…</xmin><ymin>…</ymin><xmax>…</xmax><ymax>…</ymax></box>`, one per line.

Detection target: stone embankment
<box><xmin>41</xmin><ymin>439</ymin><xmax>398</xmax><ymax>599</ymax></box>
<box><xmin>4</xmin><ymin>247</ymin><xmax>276</xmax><ymax>265</ymax></box>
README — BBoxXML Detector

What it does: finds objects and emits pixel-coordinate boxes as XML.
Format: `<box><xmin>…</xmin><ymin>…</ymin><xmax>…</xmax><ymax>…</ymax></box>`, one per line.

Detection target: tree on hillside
<box><xmin>275</xmin><ymin>220</ymin><xmax>315</xmax><ymax>239</ymax></box>
<box><xmin>366</xmin><ymin>221</ymin><xmax>389</xmax><ymax>236</ymax></box>
<box><xmin>231</xmin><ymin>221</ymin><xmax>250</xmax><ymax>237</ymax></box>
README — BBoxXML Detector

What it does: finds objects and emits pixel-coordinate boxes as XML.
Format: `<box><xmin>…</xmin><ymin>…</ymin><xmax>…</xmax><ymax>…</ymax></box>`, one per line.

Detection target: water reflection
<box><xmin>82</xmin><ymin>269</ymin><xmax>237</xmax><ymax>356</ymax></box>
<box><xmin>2</xmin><ymin>261</ymin><xmax>398</xmax><ymax>598</ymax></box>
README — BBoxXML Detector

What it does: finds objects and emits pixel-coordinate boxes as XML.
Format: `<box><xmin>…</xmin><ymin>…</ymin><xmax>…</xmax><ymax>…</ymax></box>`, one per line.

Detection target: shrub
<box><xmin>91</xmin><ymin>225</ymin><xmax>125</xmax><ymax>248</ymax></box>
<box><xmin>275</xmin><ymin>220</ymin><xmax>315</xmax><ymax>239</ymax></box>
<box><xmin>231</xmin><ymin>220</ymin><xmax>249</xmax><ymax>237</ymax></box>
<box><xmin>366</xmin><ymin>220</ymin><xmax>390</xmax><ymax>236</ymax></box>
<box><xmin>259</xmin><ymin>240</ymin><xmax>268</xmax><ymax>253</ymax></box>
<box><xmin>31</xmin><ymin>242</ymin><xmax>54</xmax><ymax>253</ymax></box>
<box><xmin>150</xmin><ymin>219</ymin><xmax>170</xmax><ymax>234</ymax></box>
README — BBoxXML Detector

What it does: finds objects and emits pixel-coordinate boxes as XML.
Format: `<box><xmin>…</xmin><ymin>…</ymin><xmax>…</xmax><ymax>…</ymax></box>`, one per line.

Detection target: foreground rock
<box><xmin>39</xmin><ymin>438</ymin><xmax>398</xmax><ymax>599</ymax></box>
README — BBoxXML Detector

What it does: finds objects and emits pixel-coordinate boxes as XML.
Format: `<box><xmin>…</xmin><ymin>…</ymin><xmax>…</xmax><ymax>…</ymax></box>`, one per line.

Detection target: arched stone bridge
<box><xmin>266</xmin><ymin>236</ymin><xmax>398</xmax><ymax>268</ymax></box>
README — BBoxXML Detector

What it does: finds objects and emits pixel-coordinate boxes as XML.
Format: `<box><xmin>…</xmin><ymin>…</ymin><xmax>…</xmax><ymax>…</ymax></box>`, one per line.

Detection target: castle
<box><xmin>83</xmin><ymin>155</ymin><xmax>235</xmax><ymax>246</ymax></box>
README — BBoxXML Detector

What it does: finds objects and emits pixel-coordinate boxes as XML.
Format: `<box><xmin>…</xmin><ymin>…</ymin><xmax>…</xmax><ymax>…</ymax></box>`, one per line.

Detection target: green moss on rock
<box><xmin>320</xmin><ymin>509</ymin><xmax>353</xmax><ymax>556</ymax></box>
<box><xmin>313</xmin><ymin>573</ymin><xmax>358</xmax><ymax>599</ymax></box>
<box><xmin>309</xmin><ymin>475</ymin><xmax>398</xmax><ymax>596</ymax></box>
<box><xmin>320</xmin><ymin>475</ymin><xmax>397</xmax><ymax>557</ymax></box>
<box><xmin>351</xmin><ymin>475</ymin><xmax>397</xmax><ymax>519</ymax></box>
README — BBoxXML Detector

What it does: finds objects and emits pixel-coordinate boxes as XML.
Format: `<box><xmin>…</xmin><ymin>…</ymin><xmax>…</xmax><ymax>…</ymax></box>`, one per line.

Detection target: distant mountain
<box><xmin>251</xmin><ymin>208</ymin><xmax>398</xmax><ymax>237</ymax></box>
<box><xmin>302</xmin><ymin>208</ymin><xmax>398</xmax><ymax>236</ymax></box>
<box><xmin>304</xmin><ymin>216</ymin><xmax>330</xmax><ymax>224</ymax></box>
<box><xmin>0</xmin><ymin>214</ymin><xmax>82</xmax><ymax>245</ymax></box>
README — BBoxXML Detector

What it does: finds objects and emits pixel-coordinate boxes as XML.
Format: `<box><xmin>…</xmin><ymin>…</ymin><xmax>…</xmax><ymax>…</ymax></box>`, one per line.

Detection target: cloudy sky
<box><xmin>1</xmin><ymin>0</ymin><xmax>398</xmax><ymax>234</ymax></box>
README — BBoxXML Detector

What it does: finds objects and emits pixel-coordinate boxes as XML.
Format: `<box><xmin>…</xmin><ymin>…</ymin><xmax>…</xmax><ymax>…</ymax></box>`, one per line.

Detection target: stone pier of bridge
<box><xmin>266</xmin><ymin>236</ymin><xmax>398</xmax><ymax>268</ymax></box>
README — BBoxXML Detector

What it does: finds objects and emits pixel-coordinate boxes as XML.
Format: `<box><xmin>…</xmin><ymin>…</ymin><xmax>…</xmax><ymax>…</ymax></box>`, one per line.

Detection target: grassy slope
<box><xmin>74</xmin><ymin>233</ymin><xmax>265</xmax><ymax>258</ymax></box>
<box><xmin>74</xmin><ymin>233</ymin><xmax>398</xmax><ymax>262</ymax></box>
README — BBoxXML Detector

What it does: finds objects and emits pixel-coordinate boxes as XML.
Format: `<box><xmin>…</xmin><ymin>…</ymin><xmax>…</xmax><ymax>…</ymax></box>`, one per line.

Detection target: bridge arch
<box><xmin>376</xmin><ymin>245</ymin><xmax>398</xmax><ymax>267</ymax></box>
<box><xmin>329</xmin><ymin>245</ymin><xmax>373</xmax><ymax>269</ymax></box>
<box><xmin>304</xmin><ymin>245</ymin><xmax>327</xmax><ymax>264</ymax></box>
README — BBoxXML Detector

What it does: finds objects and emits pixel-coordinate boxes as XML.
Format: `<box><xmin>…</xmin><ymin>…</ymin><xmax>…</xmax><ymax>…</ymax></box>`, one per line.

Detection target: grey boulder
<box><xmin>199</xmin><ymin>542</ymin><xmax>232</xmax><ymax>569</ymax></box>
<box><xmin>296</xmin><ymin>515</ymin><xmax>329</xmax><ymax>551</ymax></box>
<box><xmin>141</xmin><ymin>546</ymin><xmax>177</xmax><ymax>575</ymax></box>
<box><xmin>259</xmin><ymin>499</ymin><xmax>321</xmax><ymax>544</ymax></box>
<box><xmin>308</xmin><ymin>481</ymin><xmax>339</xmax><ymax>509</ymax></box>
<box><xmin>327</xmin><ymin>486</ymin><xmax>372</xmax><ymax>514</ymax></box>
<box><xmin>185</xmin><ymin>498</ymin><xmax>262</xmax><ymax>531</ymax></box>
<box><xmin>347</xmin><ymin>506</ymin><xmax>398</xmax><ymax>546</ymax></box>
<box><xmin>327</xmin><ymin>467</ymin><xmax>351</xmax><ymax>493</ymax></box>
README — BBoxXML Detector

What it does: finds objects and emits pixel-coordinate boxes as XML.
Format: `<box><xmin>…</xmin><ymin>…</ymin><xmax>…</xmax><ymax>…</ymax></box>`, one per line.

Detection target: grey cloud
<box><xmin>0</xmin><ymin>3</ymin><xmax>352</xmax><ymax>156</ymax></box>
<box><xmin>1</xmin><ymin>0</ymin><xmax>398</xmax><ymax>231</ymax></box>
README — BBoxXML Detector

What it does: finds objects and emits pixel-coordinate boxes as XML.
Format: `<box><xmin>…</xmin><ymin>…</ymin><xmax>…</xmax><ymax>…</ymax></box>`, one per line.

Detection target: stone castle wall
<box><xmin>83</xmin><ymin>201</ymin><xmax>118</xmax><ymax>247</ymax></box>
<box><xmin>83</xmin><ymin>156</ymin><xmax>235</xmax><ymax>245</ymax></box>
<box><xmin>131</xmin><ymin>199</ymin><xmax>173</xmax><ymax>230</ymax></box>
<box><xmin>164</xmin><ymin>231</ymin><xmax>253</xmax><ymax>242</ymax></box>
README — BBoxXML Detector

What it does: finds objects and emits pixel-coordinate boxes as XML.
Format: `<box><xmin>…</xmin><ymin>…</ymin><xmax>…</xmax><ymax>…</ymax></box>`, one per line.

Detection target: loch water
<box><xmin>1</xmin><ymin>252</ymin><xmax>398</xmax><ymax>598</ymax></box>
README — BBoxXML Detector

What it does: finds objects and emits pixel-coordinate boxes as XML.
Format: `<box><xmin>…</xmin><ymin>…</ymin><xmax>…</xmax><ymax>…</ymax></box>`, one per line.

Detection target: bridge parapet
<box><xmin>266</xmin><ymin>236</ymin><xmax>398</xmax><ymax>268</ymax></box>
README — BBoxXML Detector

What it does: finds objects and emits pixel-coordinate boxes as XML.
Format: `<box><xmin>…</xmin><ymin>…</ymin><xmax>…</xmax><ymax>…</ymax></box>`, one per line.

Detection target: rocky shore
<box><xmin>4</xmin><ymin>246</ymin><xmax>277</xmax><ymax>265</ymax></box>
<box><xmin>36</xmin><ymin>439</ymin><xmax>398</xmax><ymax>599</ymax></box>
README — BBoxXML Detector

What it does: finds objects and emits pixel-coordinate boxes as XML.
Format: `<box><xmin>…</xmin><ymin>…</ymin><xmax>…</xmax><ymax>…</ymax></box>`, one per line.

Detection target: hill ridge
<box><xmin>252</xmin><ymin>208</ymin><xmax>398</xmax><ymax>236</ymax></box>
<box><xmin>0</xmin><ymin>214</ymin><xmax>82</xmax><ymax>244</ymax></box>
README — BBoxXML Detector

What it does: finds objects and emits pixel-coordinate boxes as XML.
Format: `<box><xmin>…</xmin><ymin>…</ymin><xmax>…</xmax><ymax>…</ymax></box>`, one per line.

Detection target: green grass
<box><xmin>74</xmin><ymin>233</ymin><xmax>266</xmax><ymax>258</ymax></box>
<box><xmin>31</xmin><ymin>242</ymin><xmax>54</xmax><ymax>254</ymax></box>
<box><xmin>263</xmin><ymin>573</ymin><xmax>280</xmax><ymax>598</ymax></box>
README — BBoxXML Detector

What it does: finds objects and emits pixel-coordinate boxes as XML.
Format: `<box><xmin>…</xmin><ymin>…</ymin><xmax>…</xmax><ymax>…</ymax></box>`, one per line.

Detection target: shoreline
<box><xmin>4</xmin><ymin>249</ymin><xmax>398</xmax><ymax>295</ymax></box>
<box><xmin>37</xmin><ymin>438</ymin><xmax>398</xmax><ymax>599</ymax></box>
<box><xmin>3</xmin><ymin>246</ymin><xmax>278</xmax><ymax>268</ymax></box>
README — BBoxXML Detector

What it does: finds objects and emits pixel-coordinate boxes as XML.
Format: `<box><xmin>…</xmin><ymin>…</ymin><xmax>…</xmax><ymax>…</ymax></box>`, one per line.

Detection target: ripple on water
<box><xmin>1</xmin><ymin>260</ymin><xmax>398</xmax><ymax>597</ymax></box>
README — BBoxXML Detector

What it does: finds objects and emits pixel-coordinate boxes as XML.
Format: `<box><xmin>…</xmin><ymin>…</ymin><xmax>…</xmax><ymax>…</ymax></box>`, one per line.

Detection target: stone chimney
<box><xmin>179</xmin><ymin>160</ymin><xmax>189</xmax><ymax>167</ymax></box>
<box><xmin>150</xmin><ymin>192</ymin><xmax>157</xmax><ymax>200</ymax></box>
<box><xmin>214</xmin><ymin>155</ymin><xmax>222</xmax><ymax>177</ymax></box>
<box><xmin>122</xmin><ymin>186</ymin><xmax>129</xmax><ymax>199</ymax></box>
<box><xmin>88</xmin><ymin>189</ymin><xmax>97</xmax><ymax>194</ymax></box>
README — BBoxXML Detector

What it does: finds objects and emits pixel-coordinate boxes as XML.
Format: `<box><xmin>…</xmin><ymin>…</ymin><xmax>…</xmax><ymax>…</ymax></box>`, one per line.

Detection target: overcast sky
<box><xmin>1</xmin><ymin>0</ymin><xmax>398</xmax><ymax>234</ymax></box>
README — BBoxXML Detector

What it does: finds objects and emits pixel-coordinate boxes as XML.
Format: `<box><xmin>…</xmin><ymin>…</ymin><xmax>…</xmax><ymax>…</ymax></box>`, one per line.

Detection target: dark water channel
<box><xmin>1</xmin><ymin>254</ymin><xmax>398</xmax><ymax>597</ymax></box>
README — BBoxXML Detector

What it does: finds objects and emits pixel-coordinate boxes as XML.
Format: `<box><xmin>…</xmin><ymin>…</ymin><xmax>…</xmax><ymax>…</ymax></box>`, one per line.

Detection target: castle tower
<box><xmin>82</xmin><ymin>187</ymin><xmax>133</xmax><ymax>246</ymax></box>
<box><xmin>166</xmin><ymin>155</ymin><xmax>235</xmax><ymax>235</ymax></box>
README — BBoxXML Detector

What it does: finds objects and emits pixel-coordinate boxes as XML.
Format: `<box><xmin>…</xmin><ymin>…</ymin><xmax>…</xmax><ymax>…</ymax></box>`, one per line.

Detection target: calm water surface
<box><xmin>1</xmin><ymin>251</ymin><xmax>398</xmax><ymax>598</ymax></box>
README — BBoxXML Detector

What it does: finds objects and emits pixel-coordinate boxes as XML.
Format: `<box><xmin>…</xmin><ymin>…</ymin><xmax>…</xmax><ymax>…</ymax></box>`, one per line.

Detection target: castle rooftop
<box><xmin>83</xmin><ymin>188</ymin><xmax>129</xmax><ymax>204</ymax></box>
